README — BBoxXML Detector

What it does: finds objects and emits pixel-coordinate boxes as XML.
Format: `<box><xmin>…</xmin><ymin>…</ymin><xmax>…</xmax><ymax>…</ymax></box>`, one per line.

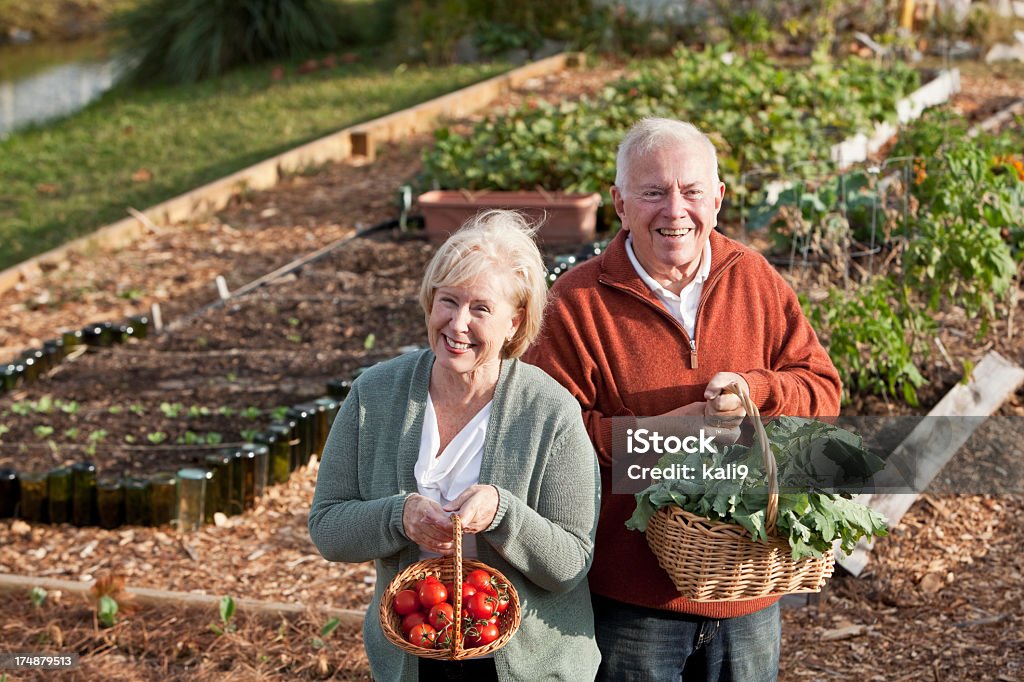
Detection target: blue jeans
<box><xmin>593</xmin><ymin>594</ymin><xmax>780</xmax><ymax>682</ymax></box>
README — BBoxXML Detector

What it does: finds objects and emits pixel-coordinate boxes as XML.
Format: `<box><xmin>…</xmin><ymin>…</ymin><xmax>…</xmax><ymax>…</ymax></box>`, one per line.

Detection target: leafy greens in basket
<box><xmin>626</xmin><ymin>417</ymin><xmax>890</xmax><ymax>560</ymax></box>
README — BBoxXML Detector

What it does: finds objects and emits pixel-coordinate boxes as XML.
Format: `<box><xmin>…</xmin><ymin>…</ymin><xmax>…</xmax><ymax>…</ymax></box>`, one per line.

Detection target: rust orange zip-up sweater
<box><xmin>524</xmin><ymin>229</ymin><xmax>841</xmax><ymax>619</ymax></box>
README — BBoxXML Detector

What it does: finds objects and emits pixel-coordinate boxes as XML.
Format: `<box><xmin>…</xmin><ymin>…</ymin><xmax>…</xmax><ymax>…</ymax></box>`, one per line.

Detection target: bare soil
<box><xmin>0</xmin><ymin>58</ymin><xmax>1022</xmax><ymax>680</ymax></box>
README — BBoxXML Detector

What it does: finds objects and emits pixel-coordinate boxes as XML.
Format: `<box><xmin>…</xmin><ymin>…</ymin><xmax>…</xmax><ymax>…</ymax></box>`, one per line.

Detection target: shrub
<box><xmin>112</xmin><ymin>0</ymin><xmax>342</xmax><ymax>84</ymax></box>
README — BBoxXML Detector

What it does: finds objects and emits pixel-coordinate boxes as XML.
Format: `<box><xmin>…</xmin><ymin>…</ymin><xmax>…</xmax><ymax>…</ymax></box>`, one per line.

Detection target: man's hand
<box><xmin>704</xmin><ymin>372</ymin><xmax>749</xmax><ymax>429</ymax></box>
<box><xmin>402</xmin><ymin>494</ymin><xmax>454</xmax><ymax>554</ymax></box>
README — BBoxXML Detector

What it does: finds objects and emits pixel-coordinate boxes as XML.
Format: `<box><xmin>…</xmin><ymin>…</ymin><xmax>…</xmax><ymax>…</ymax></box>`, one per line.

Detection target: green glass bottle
<box><xmin>241</xmin><ymin>443</ymin><xmax>269</xmax><ymax>498</ymax></box>
<box><xmin>232</xmin><ymin>449</ymin><xmax>256</xmax><ymax>511</ymax></box>
<box><xmin>20</xmin><ymin>353</ymin><xmax>39</xmax><ymax>383</ymax></box>
<box><xmin>47</xmin><ymin>466</ymin><xmax>72</xmax><ymax>524</ymax></box>
<box><xmin>268</xmin><ymin>419</ymin><xmax>298</xmax><ymax>475</ymax></box>
<box><xmin>129</xmin><ymin>314</ymin><xmax>150</xmax><ymax>340</ymax></box>
<box><xmin>149</xmin><ymin>472</ymin><xmax>177</xmax><ymax>526</ymax></box>
<box><xmin>176</xmin><ymin>468</ymin><xmax>211</xmax><ymax>532</ymax></box>
<box><xmin>19</xmin><ymin>471</ymin><xmax>48</xmax><ymax>523</ymax></box>
<box><xmin>61</xmin><ymin>328</ymin><xmax>84</xmax><ymax>353</ymax></box>
<box><xmin>285</xmin><ymin>406</ymin><xmax>314</xmax><ymax>471</ymax></box>
<box><xmin>326</xmin><ymin>378</ymin><xmax>352</xmax><ymax>401</ymax></box>
<box><xmin>2</xmin><ymin>363</ymin><xmax>25</xmax><ymax>393</ymax></box>
<box><xmin>123</xmin><ymin>477</ymin><xmax>150</xmax><ymax>526</ymax></box>
<box><xmin>0</xmin><ymin>468</ymin><xmax>19</xmax><ymax>518</ymax></box>
<box><xmin>313</xmin><ymin>396</ymin><xmax>340</xmax><ymax>455</ymax></box>
<box><xmin>42</xmin><ymin>338</ymin><xmax>65</xmax><ymax>367</ymax></box>
<box><xmin>71</xmin><ymin>461</ymin><xmax>98</xmax><ymax>526</ymax></box>
<box><xmin>257</xmin><ymin>429</ymin><xmax>290</xmax><ymax>486</ymax></box>
<box><xmin>204</xmin><ymin>452</ymin><xmax>232</xmax><ymax>521</ymax></box>
<box><xmin>22</xmin><ymin>347</ymin><xmax>48</xmax><ymax>375</ymax></box>
<box><xmin>96</xmin><ymin>477</ymin><xmax>125</xmax><ymax>530</ymax></box>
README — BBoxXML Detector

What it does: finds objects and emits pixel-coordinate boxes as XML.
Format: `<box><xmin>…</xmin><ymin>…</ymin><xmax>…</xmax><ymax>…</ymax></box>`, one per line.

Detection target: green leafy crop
<box><xmin>627</xmin><ymin>417</ymin><xmax>889</xmax><ymax>560</ymax></box>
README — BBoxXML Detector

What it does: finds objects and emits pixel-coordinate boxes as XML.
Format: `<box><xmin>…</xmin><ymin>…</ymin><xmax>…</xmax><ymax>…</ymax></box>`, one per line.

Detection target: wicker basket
<box><xmin>378</xmin><ymin>514</ymin><xmax>522</xmax><ymax>659</ymax></box>
<box><xmin>645</xmin><ymin>384</ymin><xmax>835</xmax><ymax>602</ymax></box>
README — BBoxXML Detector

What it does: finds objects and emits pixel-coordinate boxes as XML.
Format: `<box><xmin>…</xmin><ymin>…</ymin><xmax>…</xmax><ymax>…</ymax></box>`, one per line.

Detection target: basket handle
<box><xmin>722</xmin><ymin>383</ymin><xmax>779</xmax><ymax>532</ymax></box>
<box><xmin>450</xmin><ymin>514</ymin><xmax>464</xmax><ymax>655</ymax></box>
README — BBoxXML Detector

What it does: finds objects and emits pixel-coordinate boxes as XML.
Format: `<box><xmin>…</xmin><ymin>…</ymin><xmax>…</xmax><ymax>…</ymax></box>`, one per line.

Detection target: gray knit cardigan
<box><xmin>308</xmin><ymin>349</ymin><xmax>601</xmax><ymax>681</ymax></box>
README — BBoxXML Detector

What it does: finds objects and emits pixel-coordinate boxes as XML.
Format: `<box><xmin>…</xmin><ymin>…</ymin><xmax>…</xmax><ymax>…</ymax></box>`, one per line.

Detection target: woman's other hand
<box><xmin>403</xmin><ymin>494</ymin><xmax>455</xmax><ymax>554</ymax></box>
<box><xmin>443</xmin><ymin>484</ymin><xmax>499</xmax><ymax>533</ymax></box>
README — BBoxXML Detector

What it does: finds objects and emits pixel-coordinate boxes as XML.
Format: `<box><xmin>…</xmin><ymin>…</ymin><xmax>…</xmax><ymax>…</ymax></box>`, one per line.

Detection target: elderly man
<box><xmin>525</xmin><ymin>117</ymin><xmax>841</xmax><ymax>681</ymax></box>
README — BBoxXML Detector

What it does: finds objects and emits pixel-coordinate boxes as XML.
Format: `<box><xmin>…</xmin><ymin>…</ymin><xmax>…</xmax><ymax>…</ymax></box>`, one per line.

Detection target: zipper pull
<box><xmin>689</xmin><ymin>339</ymin><xmax>698</xmax><ymax>369</ymax></box>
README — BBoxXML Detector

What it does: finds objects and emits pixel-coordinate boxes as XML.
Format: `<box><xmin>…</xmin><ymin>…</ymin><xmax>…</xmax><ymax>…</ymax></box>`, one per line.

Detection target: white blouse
<box><xmin>414</xmin><ymin>392</ymin><xmax>492</xmax><ymax>560</ymax></box>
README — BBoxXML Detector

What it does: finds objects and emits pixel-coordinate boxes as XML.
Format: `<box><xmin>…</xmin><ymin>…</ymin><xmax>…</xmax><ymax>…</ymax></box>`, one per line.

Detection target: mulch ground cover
<box><xmin>1</xmin><ymin>58</ymin><xmax>1022</xmax><ymax>680</ymax></box>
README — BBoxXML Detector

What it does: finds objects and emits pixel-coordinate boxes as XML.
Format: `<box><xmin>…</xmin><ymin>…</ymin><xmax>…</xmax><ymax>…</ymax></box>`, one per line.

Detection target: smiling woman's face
<box><xmin>612</xmin><ymin>141</ymin><xmax>725</xmax><ymax>290</ymax></box>
<box><xmin>427</xmin><ymin>273</ymin><xmax>522</xmax><ymax>378</ymax></box>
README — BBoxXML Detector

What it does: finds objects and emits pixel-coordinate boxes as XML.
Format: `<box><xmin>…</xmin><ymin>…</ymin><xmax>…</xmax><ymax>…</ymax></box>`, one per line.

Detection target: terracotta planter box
<box><xmin>417</xmin><ymin>190</ymin><xmax>602</xmax><ymax>245</ymax></box>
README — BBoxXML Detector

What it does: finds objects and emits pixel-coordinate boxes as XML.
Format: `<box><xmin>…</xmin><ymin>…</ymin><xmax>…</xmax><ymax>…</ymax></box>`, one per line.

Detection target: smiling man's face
<box><xmin>612</xmin><ymin>140</ymin><xmax>725</xmax><ymax>293</ymax></box>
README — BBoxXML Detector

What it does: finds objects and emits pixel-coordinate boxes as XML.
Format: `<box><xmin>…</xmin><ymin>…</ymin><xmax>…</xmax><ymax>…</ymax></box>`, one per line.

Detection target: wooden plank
<box><xmin>838</xmin><ymin>350</ymin><xmax>1024</xmax><ymax>576</ymax></box>
<box><xmin>0</xmin><ymin>572</ymin><xmax>366</xmax><ymax>626</ymax></box>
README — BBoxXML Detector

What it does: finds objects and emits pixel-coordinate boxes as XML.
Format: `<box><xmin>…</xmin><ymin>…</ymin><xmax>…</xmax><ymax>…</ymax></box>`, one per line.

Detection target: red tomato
<box><xmin>401</xmin><ymin>611</ymin><xmax>428</xmax><ymax>636</ymax></box>
<box><xmin>465</xmin><ymin>569</ymin><xmax>495</xmax><ymax>595</ymax></box>
<box><xmin>408</xmin><ymin>622</ymin><xmax>437</xmax><ymax>648</ymax></box>
<box><xmin>460</xmin><ymin>583</ymin><xmax>477</xmax><ymax>601</ymax></box>
<box><xmin>495</xmin><ymin>592</ymin><xmax>511</xmax><ymax>613</ymax></box>
<box><xmin>419</xmin><ymin>581</ymin><xmax>448</xmax><ymax>609</ymax></box>
<box><xmin>466</xmin><ymin>591</ymin><xmax>497</xmax><ymax>620</ymax></box>
<box><xmin>428</xmin><ymin>602</ymin><xmax>455</xmax><ymax>630</ymax></box>
<box><xmin>393</xmin><ymin>589</ymin><xmax>420</xmax><ymax>616</ymax></box>
<box><xmin>465</xmin><ymin>622</ymin><xmax>500</xmax><ymax>647</ymax></box>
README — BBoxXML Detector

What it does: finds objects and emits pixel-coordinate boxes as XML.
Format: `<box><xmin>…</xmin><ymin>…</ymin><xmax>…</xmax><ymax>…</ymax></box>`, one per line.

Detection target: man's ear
<box><xmin>611</xmin><ymin>185</ymin><xmax>628</xmax><ymax>226</ymax></box>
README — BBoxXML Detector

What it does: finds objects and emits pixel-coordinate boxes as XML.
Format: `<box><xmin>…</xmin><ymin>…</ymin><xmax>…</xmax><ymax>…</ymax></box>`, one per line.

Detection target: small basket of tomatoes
<box><xmin>378</xmin><ymin>514</ymin><xmax>521</xmax><ymax>659</ymax></box>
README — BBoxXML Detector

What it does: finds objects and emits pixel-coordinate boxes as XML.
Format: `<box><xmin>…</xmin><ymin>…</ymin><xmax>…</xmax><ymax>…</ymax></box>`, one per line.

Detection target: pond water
<box><xmin>0</xmin><ymin>39</ymin><xmax>123</xmax><ymax>136</ymax></box>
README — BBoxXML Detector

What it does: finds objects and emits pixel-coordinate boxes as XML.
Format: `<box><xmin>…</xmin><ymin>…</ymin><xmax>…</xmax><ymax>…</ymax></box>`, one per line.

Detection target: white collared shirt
<box><xmin>414</xmin><ymin>392</ymin><xmax>491</xmax><ymax>559</ymax></box>
<box><xmin>625</xmin><ymin>235</ymin><xmax>711</xmax><ymax>339</ymax></box>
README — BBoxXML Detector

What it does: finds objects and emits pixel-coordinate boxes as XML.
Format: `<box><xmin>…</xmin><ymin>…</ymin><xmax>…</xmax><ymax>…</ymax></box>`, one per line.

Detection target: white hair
<box><xmin>614</xmin><ymin>118</ymin><xmax>720</xmax><ymax>191</ymax></box>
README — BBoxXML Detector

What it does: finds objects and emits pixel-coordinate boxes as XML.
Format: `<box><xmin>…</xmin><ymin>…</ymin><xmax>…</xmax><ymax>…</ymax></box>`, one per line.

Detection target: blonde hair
<box><xmin>419</xmin><ymin>210</ymin><xmax>548</xmax><ymax>359</ymax></box>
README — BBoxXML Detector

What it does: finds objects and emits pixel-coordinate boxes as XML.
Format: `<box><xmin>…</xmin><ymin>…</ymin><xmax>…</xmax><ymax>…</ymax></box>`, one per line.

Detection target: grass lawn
<box><xmin>0</xmin><ymin>57</ymin><xmax>511</xmax><ymax>270</ymax></box>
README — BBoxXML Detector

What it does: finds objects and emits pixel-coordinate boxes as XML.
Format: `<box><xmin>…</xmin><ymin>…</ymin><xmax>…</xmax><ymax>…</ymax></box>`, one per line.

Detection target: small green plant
<box><xmin>240</xmin><ymin>406</ymin><xmax>262</xmax><ymax>420</ymax></box>
<box><xmin>271</xmin><ymin>407</ymin><xmax>289</xmax><ymax>421</ymax></box>
<box><xmin>210</xmin><ymin>595</ymin><xmax>237</xmax><ymax>635</ymax></box>
<box><xmin>146</xmin><ymin>431</ymin><xmax>168</xmax><ymax>445</ymax></box>
<box><xmin>63</xmin><ymin>427</ymin><xmax>80</xmax><ymax>439</ymax></box>
<box><xmin>160</xmin><ymin>402</ymin><xmax>184</xmax><ymax>418</ymax></box>
<box><xmin>288</xmin><ymin>317</ymin><xmax>300</xmax><ymax>327</ymax></box>
<box><xmin>57</xmin><ymin>399</ymin><xmax>80</xmax><ymax>415</ymax></box>
<box><xmin>30</xmin><ymin>586</ymin><xmax>47</xmax><ymax>607</ymax></box>
<box><xmin>33</xmin><ymin>425</ymin><xmax>55</xmax><ymax>439</ymax></box>
<box><xmin>227</xmin><ymin>372</ymin><xmax>239</xmax><ymax>383</ymax></box>
<box><xmin>124</xmin><ymin>435</ymin><xmax>136</xmax><ymax>443</ymax></box>
<box><xmin>206</xmin><ymin>432</ymin><xmax>224</xmax><ymax>445</ymax></box>
<box><xmin>129</xmin><ymin>404</ymin><xmax>145</xmax><ymax>416</ymax></box>
<box><xmin>34</xmin><ymin>395</ymin><xmax>54</xmax><ymax>414</ymax></box>
<box><xmin>11</xmin><ymin>402</ymin><xmax>31</xmax><ymax>416</ymax></box>
<box><xmin>364</xmin><ymin>333</ymin><xmax>376</xmax><ymax>351</ymax></box>
<box><xmin>0</xmin><ymin>425</ymin><xmax>10</xmax><ymax>441</ymax></box>
<box><xmin>240</xmin><ymin>429</ymin><xmax>261</xmax><ymax>442</ymax></box>
<box><xmin>108</xmin><ymin>405</ymin><xmax>124</xmax><ymax>415</ymax></box>
<box><xmin>86</xmin><ymin>429</ymin><xmax>109</xmax><ymax>457</ymax></box>
<box><xmin>218</xmin><ymin>406</ymin><xmax>236</xmax><ymax>417</ymax></box>
<box><xmin>98</xmin><ymin>595</ymin><xmax>118</xmax><ymax>627</ymax></box>
<box><xmin>286</xmin><ymin>333</ymin><xmax>302</xmax><ymax>344</ymax></box>
<box><xmin>311</xmin><ymin>616</ymin><xmax>342</xmax><ymax>650</ymax></box>
<box><xmin>187</xmin><ymin>405</ymin><xmax>209</xmax><ymax>418</ymax></box>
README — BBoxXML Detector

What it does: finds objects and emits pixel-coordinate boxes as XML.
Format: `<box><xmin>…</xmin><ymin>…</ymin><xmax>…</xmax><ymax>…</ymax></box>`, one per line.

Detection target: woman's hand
<box><xmin>402</xmin><ymin>494</ymin><xmax>454</xmax><ymax>554</ymax></box>
<box><xmin>443</xmin><ymin>484</ymin><xmax>499</xmax><ymax>533</ymax></box>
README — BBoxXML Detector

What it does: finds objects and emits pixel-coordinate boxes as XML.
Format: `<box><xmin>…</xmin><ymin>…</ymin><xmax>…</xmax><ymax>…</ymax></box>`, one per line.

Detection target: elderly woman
<box><xmin>308</xmin><ymin>210</ymin><xmax>601</xmax><ymax>682</ymax></box>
